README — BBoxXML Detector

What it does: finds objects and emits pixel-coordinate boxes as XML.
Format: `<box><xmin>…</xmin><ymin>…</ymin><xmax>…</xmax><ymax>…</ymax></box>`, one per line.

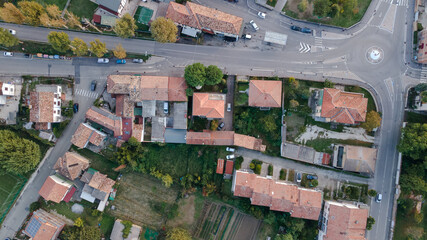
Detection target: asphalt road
<box><xmin>0</xmin><ymin>0</ymin><xmax>422</xmax><ymax>238</ymax></box>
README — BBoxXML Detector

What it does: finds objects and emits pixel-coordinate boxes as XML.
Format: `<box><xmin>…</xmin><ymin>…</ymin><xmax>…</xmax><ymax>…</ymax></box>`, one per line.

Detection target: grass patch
<box><xmin>280</xmin><ymin>169</ymin><xmax>287</xmax><ymax>180</ymax></box>
<box><xmin>237</xmin><ymin>82</ymin><xmax>249</xmax><ymax>92</ymax></box>
<box><xmin>7</xmin><ymin>41</ymin><xmax>72</xmax><ymax>56</ymax></box>
<box><xmin>305</xmin><ymin>138</ymin><xmax>373</xmax><ymax>154</ymax></box>
<box><xmin>406</xmin><ymin>111</ymin><xmax>427</xmax><ymax>124</ymax></box>
<box><xmin>235</xmin><ymin>93</ymin><xmax>248</xmax><ymax>106</ymax></box>
<box><xmin>288</xmin><ymin>169</ymin><xmax>295</xmax><ymax>181</ymax></box>
<box><xmin>0</xmin><ymin>174</ymin><xmax>27</xmax><ymax>224</ymax></box>
<box><xmin>266</xmin><ymin>0</ymin><xmax>278</xmax><ymax>7</ymax></box>
<box><xmin>100</xmin><ymin>214</ymin><xmax>116</xmax><ymax>238</ymax></box>
<box><xmin>67</xmin><ymin>0</ymin><xmax>98</xmax><ymax>19</ymax></box>
<box><xmin>71</xmin><ymin>146</ymin><xmax>119</xmax><ymax>179</ymax></box>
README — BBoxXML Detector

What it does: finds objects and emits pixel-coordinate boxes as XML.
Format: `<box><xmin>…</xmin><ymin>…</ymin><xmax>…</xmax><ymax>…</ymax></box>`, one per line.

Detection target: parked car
<box><xmin>257</xmin><ymin>12</ymin><xmax>266</xmax><ymax>19</ymax></box>
<box><xmin>217</xmin><ymin>122</ymin><xmax>225</xmax><ymax>131</ymax></box>
<box><xmin>163</xmin><ymin>102</ymin><xmax>169</xmax><ymax>114</ymax></box>
<box><xmin>24</xmin><ymin>53</ymin><xmax>31</xmax><ymax>58</ymax></box>
<box><xmin>242</xmin><ymin>34</ymin><xmax>252</xmax><ymax>40</ymax></box>
<box><xmin>97</xmin><ymin>58</ymin><xmax>109</xmax><ymax>63</ymax></box>
<box><xmin>290</xmin><ymin>25</ymin><xmax>301</xmax><ymax>31</ymax></box>
<box><xmin>249</xmin><ymin>20</ymin><xmax>259</xmax><ymax>31</ymax></box>
<box><xmin>227</xmin><ymin>103</ymin><xmax>232</xmax><ymax>112</ymax></box>
<box><xmin>226</xmin><ymin>147</ymin><xmax>235</xmax><ymax>152</ymax></box>
<box><xmin>3</xmin><ymin>52</ymin><xmax>13</xmax><ymax>57</ymax></box>
<box><xmin>54</xmin><ymin>55</ymin><xmax>60</xmax><ymax>59</ymax></box>
<box><xmin>48</xmin><ymin>55</ymin><xmax>54</xmax><ymax>59</ymax></box>
<box><xmin>296</xmin><ymin>172</ymin><xmax>302</xmax><ymax>183</ymax></box>
<box><xmin>307</xmin><ymin>174</ymin><xmax>318</xmax><ymax>180</ymax></box>
<box><xmin>90</xmin><ymin>80</ymin><xmax>97</xmax><ymax>91</ymax></box>
<box><xmin>133</xmin><ymin>59</ymin><xmax>143</xmax><ymax>63</ymax></box>
<box><xmin>226</xmin><ymin>154</ymin><xmax>235</xmax><ymax>160</ymax></box>
<box><xmin>376</xmin><ymin>193</ymin><xmax>382</xmax><ymax>203</ymax></box>
<box><xmin>116</xmin><ymin>59</ymin><xmax>126</xmax><ymax>64</ymax></box>
<box><xmin>8</xmin><ymin>29</ymin><xmax>16</xmax><ymax>35</ymax></box>
<box><xmin>73</xmin><ymin>103</ymin><xmax>79</xmax><ymax>113</ymax></box>
<box><xmin>301</xmin><ymin>28</ymin><xmax>312</xmax><ymax>34</ymax></box>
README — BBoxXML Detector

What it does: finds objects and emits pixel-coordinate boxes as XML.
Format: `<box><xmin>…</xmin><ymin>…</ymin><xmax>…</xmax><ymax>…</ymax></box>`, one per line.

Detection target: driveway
<box><xmin>222</xmin><ymin>75</ymin><xmax>235</xmax><ymax>131</ymax></box>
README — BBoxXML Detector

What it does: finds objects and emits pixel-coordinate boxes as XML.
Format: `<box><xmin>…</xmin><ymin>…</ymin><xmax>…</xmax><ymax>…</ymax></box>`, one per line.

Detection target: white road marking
<box><xmin>299</xmin><ymin>42</ymin><xmax>311</xmax><ymax>53</ymax></box>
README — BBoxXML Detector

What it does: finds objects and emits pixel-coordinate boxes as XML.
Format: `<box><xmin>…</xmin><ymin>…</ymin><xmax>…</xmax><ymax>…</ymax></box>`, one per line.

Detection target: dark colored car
<box><xmin>291</xmin><ymin>25</ymin><xmax>301</xmax><ymax>31</ymax></box>
<box><xmin>307</xmin><ymin>174</ymin><xmax>318</xmax><ymax>180</ymax></box>
<box><xmin>217</xmin><ymin>122</ymin><xmax>225</xmax><ymax>131</ymax></box>
<box><xmin>301</xmin><ymin>28</ymin><xmax>312</xmax><ymax>34</ymax></box>
<box><xmin>90</xmin><ymin>80</ymin><xmax>97</xmax><ymax>91</ymax></box>
<box><xmin>24</xmin><ymin>53</ymin><xmax>31</xmax><ymax>58</ymax></box>
<box><xmin>73</xmin><ymin>103</ymin><xmax>79</xmax><ymax>113</ymax></box>
<box><xmin>116</xmin><ymin>59</ymin><xmax>126</xmax><ymax>64</ymax></box>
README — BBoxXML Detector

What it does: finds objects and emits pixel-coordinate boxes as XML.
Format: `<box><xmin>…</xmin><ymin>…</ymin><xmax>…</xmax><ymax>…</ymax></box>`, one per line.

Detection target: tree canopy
<box><xmin>89</xmin><ymin>39</ymin><xmax>108</xmax><ymax>57</ymax></box>
<box><xmin>47</xmin><ymin>31</ymin><xmax>71</xmax><ymax>53</ymax></box>
<box><xmin>398</xmin><ymin>123</ymin><xmax>427</xmax><ymax>161</ymax></box>
<box><xmin>366</xmin><ymin>216</ymin><xmax>375</xmax><ymax>230</ymax></box>
<box><xmin>360</xmin><ymin>110</ymin><xmax>382</xmax><ymax>132</ymax></box>
<box><xmin>18</xmin><ymin>1</ymin><xmax>44</xmax><ymax>25</ymax></box>
<box><xmin>151</xmin><ymin>17</ymin><xmax>178</xmax><ymax>43</ymax></box>
<box><xmin>114</xmin><ymin>13</ymin><xmax>137</xmax><ymax>38</ymax></box>
<box><xmin>205</xmin><ymin>65</ymin><xmax>223</xmax><ymax>86</ymax></box>
<box><xmin>0</xmin><ymin>28</ymin><xmax>19</xmax><ymax>47</ymax></box>
<box><xmin>113</xmin><ymin>44</ymin><xmax>127</xmax><ymax>59</ymax></box>
<box><xmin>166</xmin><ymin>227</ymin><xmax>191</xmax><ymax>240</ymax></box>
<box><xmin>0</xmin><ymin>130</ymin><xmax>40</xmax><ymax>174</ymax></box>
<box><xmin>184</xmin><ymin>63</ymin><xmax>206</xmax><ymax>88</ymax></box>
<box><xmin>60</xmin><ymin>226</ymin><xmax>101</xmax><ymax>240</ymax></box>
<box><xmin>70</xmin><ymin>37</ymin><xmax>88</xmax><ymax>56</ymax></box>
<box><xmin>313</xmin><ymin>0</ymin><xmax>331</xmax><ymax>17</ymax></box>
<box><xmin>0</xmin><ymin>3</ymin><xmax>25</xmax><ymax>24</ymax></box>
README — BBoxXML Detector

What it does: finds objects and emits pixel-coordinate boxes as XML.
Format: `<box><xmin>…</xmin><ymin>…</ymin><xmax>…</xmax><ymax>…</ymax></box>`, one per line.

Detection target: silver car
<box><xmin>249</xmin><ymin>20</ymin><xmax>259</xmax><ymax>31</ymax></box>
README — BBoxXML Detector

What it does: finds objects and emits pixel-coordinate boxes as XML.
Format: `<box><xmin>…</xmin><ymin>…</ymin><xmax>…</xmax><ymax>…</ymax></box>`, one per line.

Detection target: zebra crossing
<box><xmin>420</xmin><ymin>67</ymin><xmax>427</xmax><ymax>83</ymax></box>
<box><xmin>74</xmin><ymin>88</ymin><xmax>99</xmax><ymax>99</ymax></box>
<box><xmin>381</xmin><ymin>0</ymin><xmax>407</xmax><ymax>6</ymax></box>
<box><xmin>314</xmin><ymin>38</ymin><xmax>323</xmax><ymax>51</ymax></box>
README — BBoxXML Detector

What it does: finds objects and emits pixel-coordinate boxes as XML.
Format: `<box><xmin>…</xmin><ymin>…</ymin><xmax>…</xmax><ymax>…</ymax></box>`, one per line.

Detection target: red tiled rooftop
<box><xmin>86</xmin><ymin>107</ymin><xmax>122</xmax><ymax>137</ymax></box>
<box><xmin>248</xmin><ymin>80</ymin><xmax>282</xmax><ymax>108</ymax></box>
<box><xmin>216</xmin><ymin>159</ymin><xmax>224</xmax><ymax>174</ymax></box>
<box><xmin>225</xmin><ymin>160</ymin><xmax>234</xmax><ymax>175</ymax></box>
<box><xmin>30</xmin><ymin>92</ymin><xmax>54</xmax><ymax>123</ymax></box>
<box><xmin>192</xmin><ymin>93</ymin><xmax>225</xmax><ymax>118</ymax></box>
<box><xmin>38</xmin><ymin>175</ymin><xmax>71</xmax><ymax>203</ymax></box>
<box><xmin>168</xmin><ymin>77</ymin><xmax>188</xmax><ymax>102</ymax></box>
<box><xmin>63</xmin><ymin>186</ymin><xmax>76</xmax><ymax>202</ymax></box>
<box><xmin>54</xmin><ymin>152</ymin><xmax>89</xmax><ymax>180</ymax></box>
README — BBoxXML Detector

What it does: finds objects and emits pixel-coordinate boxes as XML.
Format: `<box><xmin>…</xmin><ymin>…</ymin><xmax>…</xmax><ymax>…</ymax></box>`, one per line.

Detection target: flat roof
<box><xmin>264</xmin><ymin>31</ymin><xmax>288</xmax><ymax>46</ymax></box>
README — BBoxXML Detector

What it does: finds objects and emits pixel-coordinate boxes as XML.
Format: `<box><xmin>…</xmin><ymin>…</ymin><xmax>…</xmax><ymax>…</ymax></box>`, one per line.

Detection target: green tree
<box><xmin>184</xmin><ymin>63</ymin><xmax>206</xmax><ymax>88</ymax></box>
<box><xmin>361</xmin><ymin>111</ymin><xmax>382</xmax><ymax>132</ymax></box>
<box><xmin>162</xmin><ymin>174</ymin><xmax>173</xmax><ymax>188</ymax></box>
<box><xmin>366</xmin><ymin>216</ymin><xmax>375</xmax><ymax>230</ymax></box>
<box><xmin>210</xmin><ymin>120</ymin><xmax>219</xmax><ymax>131</ymax></box>
<box><xmin>113</xmin><ymin>43</ymin><xmax>127</xmax><ymax>59</ymax></box>
<box><xmin>368</xmin><ymin>189</ymin><xmax>377</xmax><ymax>197</ymax></box>
<box><xmin>151</xmin><ymin>17</ymin><xmax>178</xmax><ymax>43</ymax></box>
<box><xmin>0</xmin><ymin>3</ymin><xmax>25</xmax><ymax>24</ymax></box>
<box><xmin>261</xmin><ymin>114</ymin><xmax>277</xmax><ymax>134</ymax></box>
<box><xmin>398</xmin><ymin>123</ymin><xmax>427</xmax><ymax>161</ymax></box>
<box><xmin>0</xmin><ymin>28</ymin><xmax>19</xmax><ymax>47</ymax></box>
<box><xmin>70</xmin><ymin>37</ymin><xmax>88</xmax><ymax>56</ymax></box>
<box><xmin>342</xmin><ymin>0</ymin><xmax>358</xmax><ymax>16</ymax></box>
<box><xmin>65</xmin><ymin>11</ymin><xmax>81</xmax><ymax>29</ymax></box>
<box><xmin>330</xmin><ymin>3</ymin><xmax>341</xmax><ymax>17</ymax></box>
<box><xmin>18</xmin><ymin>1</ymin><xmax>44</xmax><ymax>25</ymax></box>
<box><xmin>205</xmin><ymin>65</ymin><xmax>223</xmax><ymax>86</ymax></box>
<box><xmin>89</xmin><ymin>39</ymin><xmax>108</xmax><ymax>57</ymax></box>
<box><xmin>74</xmin><ymin>217</ymin><xmax>84</xmax><ymax>228</ymax></box>
<box><xmin>166</xmin><ymin>227</ymin><xmax>191</xmax><ymax>240</ymax></box>
<box><xmin>324</xmin><ymin>79</ymin><xmax>335</xmax><ymax>88</ymax></box>
<box><xmin>60</xmin><ymin>225</ymin><xmax>101</xmax><ymax>240</ymax></box>
<box><xmin>421</xmin><ymin>91</ymin><xmax>427</xmax><ymax>103</ymax></box>
<box><xmin>290</xmin><ymin>99</ymin><xmax>299</xmax><ymax>108</ymax></box>
<box><xmin>47</xmin><ymin>31</ymin><xmax>70</xmax><ymax>53</ymax></box>
<box><xmin>313</xmin><ymin>0</ymin><xmax>331</xmax><ymax>17</ymax></box>
<box><xmin>415</xmin><ymin>83</ymin><xmax>427</xmax><ymax>92</ymax></box>
<box><xmin>311</xmin><ymin>179</ymin><xmax>319</xmax><ymax>187</ymax></box>
<box><xmin>400</xmin><ymin>172</ymin><xmax>427</xmax><ymax>195</ymax></box>
<box><xmin>114</xmin><ymin>13</ymin><xmax>137</xmax><ymax>38</ymax></box>
<box><xmin>186</xmin><ymin>88</ymin><xmax>194</xmax><ymax>96</ymax></box>
<box><xmin>275</xmin><ymin>233</ymin><xmax>293</xmax><ymax>240</ymax></box>
<box><xmin>298</xmin><ymin>0</ymin><xmax>308</xmax><ymax>12</ymax></box>
<box><xmin>0</xmin><ymin>130</ymin><xmax>40</xmax><ymax>174</ymax></box>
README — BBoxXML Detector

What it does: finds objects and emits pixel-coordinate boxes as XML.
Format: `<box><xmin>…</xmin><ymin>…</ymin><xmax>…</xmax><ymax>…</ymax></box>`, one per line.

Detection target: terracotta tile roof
<box><xmin>343</xmin><ymin>145</ymin><xmax>377</xmax><ymax>174</ymax></box>
<box><xmin>233</xmin><ymin>171</ymin><xmax>322</xmax><ymax>220</ymax></box>
<box><xmin>322</xmin><ymin>201</ymin><xmax>369</xmax><ymax>240</ymax></box>
<box><xmin>30</xmin><ymin>92</ymin><xmax>54</xmax><ymax>122</ymax></box>
<box><xmin>63</xmin><ymin>186</ymin><xmax>76</xmax><ymax>202</ymax></box>
<box><xmin>24</xmin><ymin>209</ymin><xmax>65</xmax><ymax>240</ymax></box>
<box><xmin>234</xmin><ymin>134</ymin><xmax>266</xmax><ymax>152</ymax></box>
<box><xmin>86</xmin><ymin>107</ymin><xmax>122</xmax><ymax>137</ymax></box>
<box><xmin>132</xmin><ymin>123</ymin><xmax>144</xmax><ymax>142</ymax></box>
<box><xmin>166</xmin><ymin>2</ymin><xmax>243</xmax><ymax>36</ymax></box>
<box><xmin>217</xmin><ymin>159</ymin><xmax>224</xmax><ymax>174</ymax></box>
<box><xmin>192</xmin><ymin>93</ymin><xmax>225</xmax><ymax>118</ymax></box>
<box><xmin>168</xmin><ymin>77</ymin><xmax>188</xmax><ymax>102</ymax></box>
<box><xmin>38</xmin><ymin>175</ymin><xmax>72</xmax><ymax>203</ymax></box>
<box><xmin>54</xmin><ymin>152</ymin><xmax>90</xmax><ymax>180</ymax></box>
<box><xmin>88</xmin><ymin>171</ymin><xmax>116</xmax><ymax>194</ymax></box>
<box><xmin>248</xmin><ymin>80</ymin><xmax>282</xmax><ymax>108</ymax></box>
<box><xmin>225</xmin><ymin>160</ymin><xmax>234</xmax><ymax>175</ymax></box>
<box><xmin>71</xmin><ymin>123</ymin><xmax>106</xmax><ymax>148</ymax></box>
<box><xmin>321</xmin><ymin>88</ymin><xmax>368</xmax><ymax>124</ymax></box>
<box><xmin>186</xmin><ymin>130</ymin><xmax>234</xmax><ymax>145</ymax></box>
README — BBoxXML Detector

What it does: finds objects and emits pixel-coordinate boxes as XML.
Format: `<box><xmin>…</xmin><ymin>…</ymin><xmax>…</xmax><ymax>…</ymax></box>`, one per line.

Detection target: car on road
<box><xmin>376</xmin><ymin>193</ymin><xmax>382</xmax><ymax>203</ymax></box>
<box><xmin>116</xmin><ymin>59</ymin><xmax>126</xmax><ymax>64</ymax></box>
<box><xmin>257</xmin><ymin>12</ymin><xmax>266</xmax><ymax>19</ymax></box>
<box><xmin>249</xmin><ymin>20</ymin><xmax>259</xmax><ymax>31</ymax></box>
<box><xmin>24</xmin><ymin>53</ymin><xmax>31</xmax><ymax>58</ymax></box>
<box><xmin>90</xmin><ymin>80</ymin><xmax>97</xmax><ymax>91</ymax></box>
<box><xmin>307</xmin><ymin>174</ymin><xmax>318</xmax><ymax>180</ymax></box>
<box><xmin>301</xmin><ymin>28</ymin><xmax>312</xmax><ymax>34</ymax></box>
<box><xmin>226</xmin><ymin>147</ymin><xmax>235</xmax><ymax>152</ymax></box>
<box><xmin>227</xmin><ymin>103</ymin><xmax>231</xmax><ymax>112</ymax></box>
<box><xmin>163</xmin><ymin>102</ymin><xmax>168</xmax><ymax>114</ymax></box>
<box><xmin>226</xmin><ymin>154</ymin><xmax>235</xmax><ymax>160</ymax></box>
<box><xmin>3</xmin><ymin>52</ymin><xmax>13</xmax><ymax>57</ymax></box>
<box><xmin>217</xmin><ymin>122</ymin><xmax>225</xmax><ymax>131</ymax></box>
<box><xmin>133</xmin><ymin>59</ymin><xmax>144</xmax><ymax>63</ymax></box>
<box><xmin>73</xmin><ymin>103</ymin><xmax>79</xmax><ymax>113</ymax></box>
<box><xmin>97</xmin><ymin>58</ymin><xmax>109</xmax><ymax>64</ymax></box>
<box><xmin>290</xmin><ymin>25</ymin><xmax>301</xmax><ymax>31</ymax></box>
<box><xmin>296</xmin><ymin>172</ymin><xmax>302</xmax><ymax>183</ymax></box>
<box><xmin>9</xmin><ymin>29</ymin><xmax>16</xmax><ymax>35</ymax></box>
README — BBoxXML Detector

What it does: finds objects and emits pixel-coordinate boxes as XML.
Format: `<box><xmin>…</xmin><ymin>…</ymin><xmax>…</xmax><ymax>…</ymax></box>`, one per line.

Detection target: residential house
<box><xmin>54</xmin><ymin>152</ymin><xmax>90</xmax><ymax>180</ymax></box>
<box><xmin>333</xmin><ymin>145</ymin><xmax>377</xmax><ymax>175</ymax></box>
<box><xmin>217</xmin><ymin>159</ymin><xmax>224</xmax><ymax>174</ymax></box>
<box><xmin>318</xmin><ymin>201</ymin><xmax>369</xmax><ymax>240</ymax></box>
<box><xmin>92</xmin><ymin>0</ymin><xmax>128</xmax><ymax>16</ymax></box>
<box><xmin>311</xmin><ymin>88</ymin><xmax>368</xmax><ymax>125</ymax></box>
<box><xmin>29</xmin><ymin>85</ymin><xmax>62</xmax><ymax>130</ymax></box>
<box><xmin>166</xmin><ymin>1</ymin><xmax>243</xmax><ymax>39</ymax></box>
<box><xmin>24</xmin><ymin>209</ymin><xmax>66</xmax><ymax>240</ymax></box>
<box><xmin>80</xmin><ymin>169</ymin><xmax>116</xmax><ymax>211</ymax></box>
<box><xmin>38</xmin><ymin>174</ymin><xmax>74</xmax><ymax>203</ymax></box>
<box><xmin>86</xmin><ymin>106</ymin><xmax>123</xmax><ymax>137</ymax></box>
<box><xmin>192</xmin><ymin>93</ymin><xmax>226</xmax><ymax>119</ymax></box>
<box><xmin>110</xmin><ymin>219</ymin><xmax>142</xmax><ymax>240</ymax></box>
<box><xmin>186</xmin><ymin>130</ymin><xmax>266</xmax><ymax>151</ymax></box>
<box><xmin>0</xmin><ymin>82</ymin><xmax>15</xmax><ymax>105</ymax></box>
<box><xmin>248</xmin><ymin>80</ymin><xmax>282</xmax><ymax>108</ymax></box>
<box><xmin>232</xmin><ymin>170</ymin><xmax>322</xmax><ymax>220</ymax></box>
<box><xmin>281</xmin><ymin>142</ymin><xmax>331</xmax><ymax>165</ymax></box>
<box><xmin>71</xmin><ymin>122</ymin><xmax>107</xmax><ymax>148</ymax></box>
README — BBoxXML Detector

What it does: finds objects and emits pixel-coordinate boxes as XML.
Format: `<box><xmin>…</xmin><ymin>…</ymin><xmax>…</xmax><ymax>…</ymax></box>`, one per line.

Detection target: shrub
<box><xmin>255</xmin><ymin>164</ymin><xmax>261</xmax><ymax>174</ymax></box>
<box><xmin>366</xmin><ymin>216</ymin><xmax>375</xmax><ymax>230</ymax></box>
<box><xmin>186</xmin><ymin>88</ymin><xmax>194</xmax><ymax>96</ymax></box>
<box><xmin>311</xmin><ymin>179</ymin><xmax>318</xmax><ymax>187</ymax></box>
<box><xmin>268</xmin><ymin>165</ymin><xmax>273</xmax><ymax>176</ymax></box>
<box><xmin>367</xmin><ymin>189</ymin><xmax>377</xmax><ymax>197</ymax></box>
<box><xmin>235</xmin><ymin>156</ymin><xmax>244</xmax><ymax>170</ymax></box>
<box><xmin>29</xmin><ymin>201</ymin><xmax>41</xmax><ymax>212</ymax></box>
<box><xmin>122</xmin><ymin>220</ymin><xmax>133</xmax><ymax>238</ymax></box>
<box><xmin>279</xmin><ymin>169</ymin><xmax>287</xmax><ymax>180</ymax></box>
<box><xmin>249</xmin><ymin>163</ymin><xmax>255</xmax><ymax>169</ymax></box>
<box><xmin>298</xmin><ymin>0</ymin><xmax>308</xmax><ymax>12</ymax></box>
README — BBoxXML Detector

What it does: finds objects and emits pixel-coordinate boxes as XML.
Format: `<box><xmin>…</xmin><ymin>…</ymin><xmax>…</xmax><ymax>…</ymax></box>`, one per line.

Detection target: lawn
<box><xmin>394</xmin><ymin>197</ymin><xmax>426</xmax><ymax>240</ymax></box>
<box><xmin>305</xmin><ymin>138</ymin><xmax>373</xmax><ymax>154</ymax></box>
<box><xmin>67</xmin><ymin>0</ymin><xmax>98</xmax><ymax>19</ymax></box>
<box><xmin>406</xmin><ymin>111</ymin><xmax>427</xmax><ymax>124</ymax></box>
<box><xmin>0</xmin><ymin>174</ymin><xmax>27</xmax><ymax>224</ymax></box>
<box><xmin>266</xmin><ymin>0</ymin><xmax>278</xmax><ymax>7</ymax></box>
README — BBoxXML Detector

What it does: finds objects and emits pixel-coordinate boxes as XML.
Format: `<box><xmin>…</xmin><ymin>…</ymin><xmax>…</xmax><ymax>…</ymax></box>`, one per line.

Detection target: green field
<box><xmin>67</xmin><ymin>0</ymin><xmax>98</xmax><ymax>19</ymax></box>
<box><xmin>0</xmin><ymin>174</ymin><xmax>27</xmax><ymax>223</ymax></box>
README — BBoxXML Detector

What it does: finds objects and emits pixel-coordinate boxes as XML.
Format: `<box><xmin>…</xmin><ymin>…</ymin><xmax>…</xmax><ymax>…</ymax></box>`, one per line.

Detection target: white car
<box><xmin>227</xmin><ymin>103</ymin><xmax>231</xmax><ymax>112</ymax></box>
<box><xmin>226</xmin><ymin>147</ymin><xmax>235</xmax><ymax>152</ymax></box>
<box><xmin>9</xmin><ymin>29</ymin><xmax>16</xmax><ymax>35</ymax></box>
<box><xmin>257</xmin><ymin>12</ymin><xmax>266</xmax><ymax>19</ymax></box>
<box><xmin>226</xmin><ymin>154</ymin><xmax>235</xmax><ymax>160</ymax></box>
<box><xmin>97</xmin><ymin>58</ymin><xmax>109</xmax><ymax>63</ymax></box>
<box><xmin>3</xmin><ymin>52</ymin><xmax>13</xmax><ymax>57</ymax></box>
<box><xmin>249</xmin><ymin>20</ymin><xmax>259</xmax><ymax>31</ymax></box>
